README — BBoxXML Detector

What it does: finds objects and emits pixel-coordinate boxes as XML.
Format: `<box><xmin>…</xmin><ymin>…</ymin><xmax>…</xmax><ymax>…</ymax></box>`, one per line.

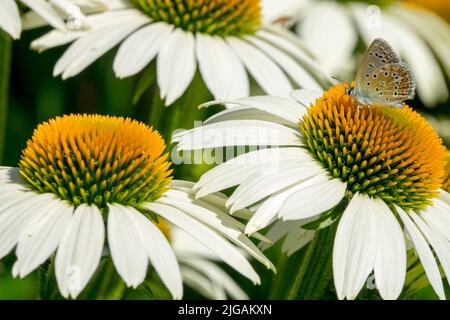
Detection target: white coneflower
<box><xmin>173</xmin><ymin>84</ymin><xmax>450</xmax><ymax>300</ymax></box>
<box><xmin>0</xmin><ymin>0</ymin><xmax>82</xmax><ymax>39</ymax></box>
<box><xmin>265</xmin><ymin>0</ymin><xmax>450</xmax><ymax>107</ymax></box>
<box><xmin>0</xmin><ymin>114</ymin><xmax>273</xmax><ymax>299</ymax></box>
<box><xmin>30</xmin><ymin>0</ymin><xmax>330</xmax><ymax>105</ymax></box>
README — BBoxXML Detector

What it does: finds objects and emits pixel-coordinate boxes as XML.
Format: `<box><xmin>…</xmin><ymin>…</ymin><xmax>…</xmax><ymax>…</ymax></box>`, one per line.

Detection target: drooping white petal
<box><xmin>396</xmin><ymin>206</ymin><xmax>445</xmax><ymax>300</ymax></box>
<box><xmin>279</xmin><ymin>178</ymin><xmax>347</xmax><ymax>221</ymax></box>
<box><xmin>107</xmin><ymin>204</ymin><xmax>148</xmax><ymax>288</ymax></box>
<box><xmin>228</xmin><ymin>163</ymin><xmax>326</xmax><ymax>213</ymax></box>
<box><xmin>114</xmin><ymin>22</ymin><xmax>173</xmax><ymax>78</ymax></box>
<box><xmin>227</xmin><ymin>36</ymin><xmax>292</xmax><ymax>96</ymax></box>
<box><xmin>145</xmin><ymin>202</ymin><xmax>260</xmax><ymax>284</ymax></box>
<box><xmin>15</xmin><ymin>201</ymin><xmax>73</xmax><ymax>278</ymax></box>
<box><xmin>157</xmin><ymin>28</ymin><xmax>196</xmax><ymax>105</ymax></box>
<box><xmin>414</xmin><ymin>212</ymin><xmax>450</xmax><ymax>290</ymax></box>
<box><xmin>132</xmin><ymin>210</ymin><xmax>183</xmax><ymax>300</ymax></box>
<box><xmin>158</xmin><ymin>192</ymin><xmax>275</xmax><ymax>271</ymax></box>
<box><xmin>181</xmin><ymin>258</ymin><xmax>249</xmax><ymax>300</ymax></box>
<box><xmin>333</xmin><ymin>193</ymin><xmax>378</xmax><ymax>300</ymax></box>
<box><xmin>55</xmin><ymin>204</ymin><xmax>105</xmax><ymax>299</ymax></box>
<box><xmin>54</xmin><ymin>11</ymin><xmax>149</xmax><ymax>79</ymax></box>
<box><xmin>194</xmin><ymin>147</ymin><xmax>311</xmax><ymax>198</ymax></box>
<box><xmin>173</xmin><ymin>120</ymin><xmax>302</xmax><ymax>150</ymax></box>
<box><xmin>20</xmin><ymin>0</ymin><xmax>66</xmax><ymax>31</ymax></box>
<box><xmin>31</xmin><ymin>30</ymin><xmax>85</xmax><ymax>53</ymax></box>
<box><xmin>0</xmin><ymin>193</ymin><xmax>57</xmax><ymax>259</ymax></box>
<box><xmin>196</xmin><ymin>34</ymin><xmax>248</xmax><ymax>100</ymax></box>
<box><xmin>0</xmin><ymin>0</ymin><xmax>21</xmax><ymax>39</ymax></box>
<box><xmin>372</xmin><ymin>199</ymin><xmax>406</xmax><ymax>300</ymax></box>
<box><xmin>245</xmin><ymin>173</ymin><xmax>330</xmax><ymax>234</ymax></box>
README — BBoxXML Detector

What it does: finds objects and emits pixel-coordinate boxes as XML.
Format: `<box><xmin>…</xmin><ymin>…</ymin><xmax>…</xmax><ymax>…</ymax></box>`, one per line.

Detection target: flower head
<box><xmin>173</xmin><ymin>85</ymin><xmax>450</xmax><ymax>300</ymax></box>
<box><xmin>302</xmin><ymin>84</ymin><xmax>445</xmax><ymax>209</ymax></box>
<box><xmin>0</xmin><ymin>114</ymin><xmax>273</xmax><ymax>299</ymax></box>
<box><xmin>30</xmin><ymin>0</ymin><xmax>328</xmax><ymax>105</ymax></box>
<box><xmin>19</xmin><ymin>114</ymin><xmax>171</xmax><ymax>208</ymax></box>
<box><xmin>132</xmin><ymin>0</ymin><xmax>261</xmax><ymax>36</ymax></box>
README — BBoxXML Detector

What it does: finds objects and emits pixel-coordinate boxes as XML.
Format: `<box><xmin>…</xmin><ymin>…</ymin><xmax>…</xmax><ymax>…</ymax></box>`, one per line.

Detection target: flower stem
<box><xmin>0</xmin><ymin>31</ymin><xmax>12</xmax><ymax>164</ymax></box>
<box><xmin>286</xmin><ymin>221</ymin><xmax>338</xmax><ymax>300</ymax></box>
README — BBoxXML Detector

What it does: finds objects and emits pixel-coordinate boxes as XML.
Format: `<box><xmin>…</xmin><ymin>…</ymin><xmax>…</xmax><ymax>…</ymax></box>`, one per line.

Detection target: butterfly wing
<box><xmin>355</xmin><ymin>38</ymin><xmax>402</xmax><ymax>90</ymax></box>
<box><xmin>360</xmin><ymin>62</ymin><xmax>416</xmax><ymax>107</ymax></box>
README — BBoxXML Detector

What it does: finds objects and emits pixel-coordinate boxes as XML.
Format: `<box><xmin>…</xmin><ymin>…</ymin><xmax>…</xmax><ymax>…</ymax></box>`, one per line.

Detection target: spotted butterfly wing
<box><xmin>358</xmin><ymin>62</ymin><xmax>416</xmax><ymax>107</ymax></box>
<box><xmin>351</xmin><ymin>38</ymin><xmax>416</xmax><ymax>107</ymax></box>
<box><xmin>355</xmin><ymin>38</ymin><xmax>401</xmax><ymax>88</ymax></box>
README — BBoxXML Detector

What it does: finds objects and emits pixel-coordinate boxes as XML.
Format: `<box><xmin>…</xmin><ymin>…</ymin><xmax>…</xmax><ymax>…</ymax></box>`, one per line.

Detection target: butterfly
<box><xmin>346</xmin><ymin>38</ymin><xmax>416</xmax><ymax>108</ymax></box>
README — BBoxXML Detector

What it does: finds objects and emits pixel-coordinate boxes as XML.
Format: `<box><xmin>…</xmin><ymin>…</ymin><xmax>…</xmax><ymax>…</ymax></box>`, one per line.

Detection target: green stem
<box><xmin>0</xmin><ymin>31</ymin><xmax>12</xmax><ymax>164</ymax></box>
<box><xmin>286</xmin><ymin>222</ymin><xmax>338</xmax><ymax>300</ymax></box>
<box><xmin>95</xmin><ymin>259</ymin><xmax>126</xmax><ymax>300</ymax></box>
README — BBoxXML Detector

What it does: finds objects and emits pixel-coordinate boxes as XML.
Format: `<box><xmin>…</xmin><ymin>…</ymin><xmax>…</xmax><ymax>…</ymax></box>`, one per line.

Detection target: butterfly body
<box><xmin>348</xmin><ymin>38</ymin><xmax>415</xmax><ymax>107</ymax></box>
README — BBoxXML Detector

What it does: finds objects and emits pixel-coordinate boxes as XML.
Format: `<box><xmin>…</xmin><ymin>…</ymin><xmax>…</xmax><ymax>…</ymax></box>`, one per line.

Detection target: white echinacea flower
<box><xmin>0</xmin><ymin>0</ymin><xmax>83</xmax><ymax>39</ymax></box>
<box><xmin>0</xmin><ymin>114</ymin><xmax>274</xmax><ymax>299</ymax></box>
<box><xmin>30</xmin><ymin>0</ymin><xmax>331</xmax><ymax>105</ymax></box>
<box><xmin>173</xmin><ymin>84</ymin><xmax>450</xmax><ymax>300</ymax></box>
<box><xmin>265</xmin><ymin>0</ymin><xmax>450</xmax><ymax>107</ymax></box>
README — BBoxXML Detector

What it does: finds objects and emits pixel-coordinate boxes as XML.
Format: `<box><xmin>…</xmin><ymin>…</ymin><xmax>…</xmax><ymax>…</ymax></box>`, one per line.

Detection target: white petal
<box><xmin>31</xmin><ymin>30</ymin><xmax>84</xmax><ymax>53</ymax></box>
<box><xmin>15</xmin><ymin>201</ymin><xmax>73</xmax><ymax>278</ymax></box>
<box><xmin>157</xmin><ymin>28</ymin><xmax>196</xmax><ymax>105</ymax></box>
<box><xmin>196</xmin><ymin>34</ymin><xmax>248</xmax><ymax>100</ymax></box>
<box><xmin>372</xmin><ymin>199</ymin><xmax>406</xmax><ymax>300</ymax></box>
<box><xmin>54</xmin><ymin>12</ymin><xmax>149</xmax><ymax>78</ymax></box>
<box><xmin>0</xmin><ymin>193</ymin><xmax>57</xmax><ymax>259</ymax></box>
<box><xmin>114</xmin><ymin>22</ymin><xmax>173</xmax><ymax>78</ymax></box>
<box><xmin>290</xmin><ymin>89</ymin><xmax>323</xmax><ymax>108</ymax></box>
<box><xmin>20</xmin><ymin>0</ymin><xmax>66</xmax><ymax>31</ymax></box>
<box><xmin>228</xmin><ymin>164</ymin><xmax>326</xmax><ymax>213</ymax></box>
<box><xmin>158</xmin><ymin>192</ymin><xmax>275</xmax><ymax>271</ymax></box>
<box><xmin>194</xmin><ymin>147</ymin><xmax>311</xmax><ymax>198</ymax></box>
<box><xmin>55</xmin><ymin>204</ymin><xmax>105</xmax><ymax>299</ymax></box>
<box><xmin>245</xmin><ymin>173</ymin><xmax>330</xmax><ymax>234</ymax></box>
<box><xmin>333</xmin><ymin>193</ymin><xmax>378</xmax><ymax>300</ymax></box>
<box><xmin>279</xmin><ymin>178</ymin><xmax>347</xmax><ymax>220</ymax></box>
<box><xmin>226</xmin><ymin>95</ymin><xmax>306</xmax><ymax>125</ymax></box>
<box><xmin>298</xmin><ymin>2</ymin><xmax>357</xmax><ymax>74</ymax></box>
<box><xmin>257</xmin><ymin>27</ymin><xmax>331</xmax><ymax>81</ymax></box>
<box><xmin>145</xmin><ymin>202</ymin><xmax>260</xmax><ymax>284</ymax></box>
<box><xmin>227</xmin><ymin>36</ymin><xmax>292</xmax><ymax>96</ymax></box>
<box><xmin>132</xmin><ymin>210</ymin><xmax>183</xmax><ymax>299</ymax></box>
<box><xmin>181</xmin><ymin>258</ymin><xmax>248</xmax><ymax>300</ymax></box>
<box><xmin>173</xmin><ymin>120</ymin><xmax>302</xmax><ymax>151</ymax></box>
<box><xmin>396</xmin><ymin>206</ymin><xmax>445</xmax><ymax>300</ymax></box>
<box><xmin>107</xmin><ymin>204</ymin><xmax>148</xmax><ymax>288</ymax></box>
<box><xmin>204</xmin><ymin>106</ymin><xmax>294</xmax><ymax>128</ymax></box>
<box><xmin>0</xmin><ymin>0</ymin><xmax>21</xmax><ymax>39</ymax></box>
<box><xmin>246</xmin><ymin>36</ymin><xmax>322</xmax><ymax>91</ymax></box>
<box><xmin>415</xmin><ymin>211</ymin><xmax>450</xmax><ymax>291</ymax></box>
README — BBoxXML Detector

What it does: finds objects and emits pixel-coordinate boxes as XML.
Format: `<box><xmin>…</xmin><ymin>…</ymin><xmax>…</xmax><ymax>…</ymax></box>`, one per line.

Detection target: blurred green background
<box><xmin>0</xmin><ymin>23</ymin><xmax>449</xmax><ymax>299</ymax></box>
